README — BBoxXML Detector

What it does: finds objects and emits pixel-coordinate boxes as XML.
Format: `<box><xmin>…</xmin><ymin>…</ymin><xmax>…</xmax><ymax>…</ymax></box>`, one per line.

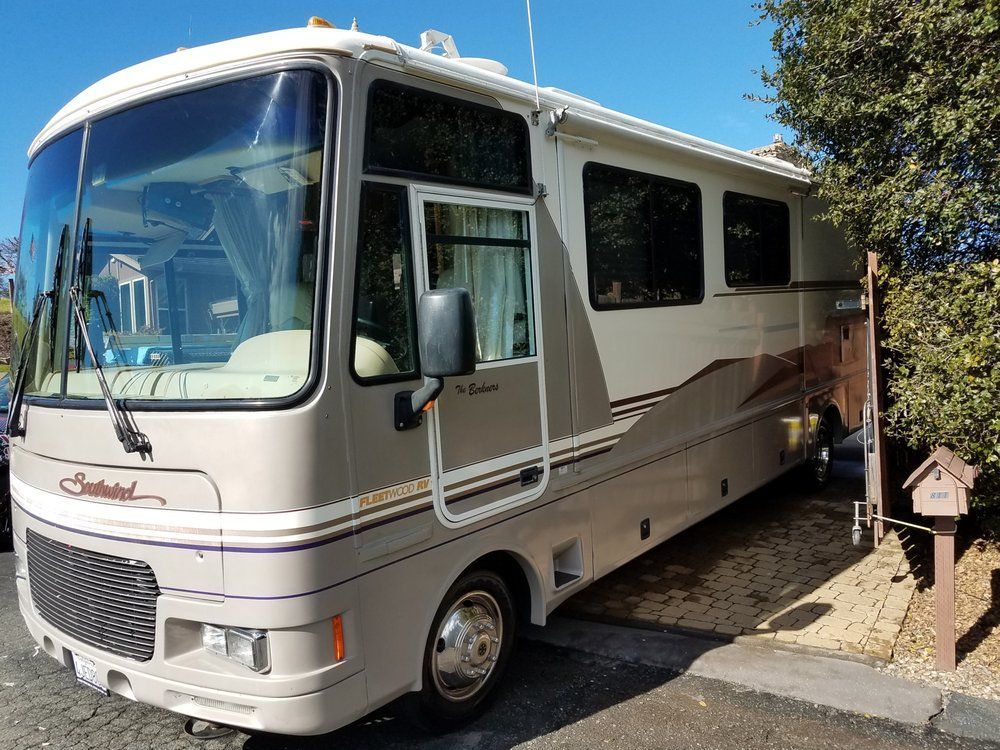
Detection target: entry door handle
<box><xmin>520</xmin><ymin>466</ymin><xmax>542</xmax><ymax>486</ymax></box>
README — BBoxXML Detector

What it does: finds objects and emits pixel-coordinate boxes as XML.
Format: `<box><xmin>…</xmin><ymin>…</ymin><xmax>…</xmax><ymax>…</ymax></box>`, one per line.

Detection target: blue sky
<box><xmin>0</xmin><ymin>0</ymin><xmax>789</xmax><ymax>239</ymax></box>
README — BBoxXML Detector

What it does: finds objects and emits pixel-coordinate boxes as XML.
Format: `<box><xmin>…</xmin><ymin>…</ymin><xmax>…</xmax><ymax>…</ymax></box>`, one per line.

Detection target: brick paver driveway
<box><xmin>561</xmin><ymin>439</ymin><xmax>916</xmax><ymax>659</ymax></box>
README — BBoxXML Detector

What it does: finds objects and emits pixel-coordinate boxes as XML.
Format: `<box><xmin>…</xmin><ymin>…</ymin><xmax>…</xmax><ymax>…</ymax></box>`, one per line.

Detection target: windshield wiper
<box><xmin>8</xmin><ymin>291</ymin><xmax>53</xmax><ymax>438</ymax></box>
<box><xmin>76</xmin><ymin>219</ymin><xmax>127</xmax><ymax>367</ymax></box>
<box><xmin>9</xmin><ymin>224</ymin><xmax>71</xmax><ymax>438</ymax></box>
<box><xmin>68</xmin><ymin>285</ymin><xmax>152</xmax><ymax>457</ymax></box>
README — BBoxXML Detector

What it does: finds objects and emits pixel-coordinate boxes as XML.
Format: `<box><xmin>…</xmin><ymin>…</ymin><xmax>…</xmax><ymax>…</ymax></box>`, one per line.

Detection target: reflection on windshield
<box><xmin>13</xmin><ymin>130</ymin><xmax>82</xmax><ymax>398</ymax></box>
<box><xmin>16</xmin><ymin>70</ymin><xmax>330</xmax><ymax>402</ymax></box>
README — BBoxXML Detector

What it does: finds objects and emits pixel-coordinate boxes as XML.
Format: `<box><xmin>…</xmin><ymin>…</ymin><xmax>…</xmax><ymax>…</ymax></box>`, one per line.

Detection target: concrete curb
<box><xmin>525</xmin><ymin>617</ymin><xmax>950</xmax><ymax>726</ymax></box>
<box><xmin>936</xmin><ymin>693</ymin><xmax>1000</xmax><ymax>743</ymax></box>
<box><xmin>569</xmin><ymin>610</ymin><xmax>886</xmax><ymax>668</ymax></box>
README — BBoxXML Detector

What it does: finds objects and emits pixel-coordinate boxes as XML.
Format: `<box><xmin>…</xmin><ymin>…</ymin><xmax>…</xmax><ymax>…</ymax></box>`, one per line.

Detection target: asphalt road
<box><xmin>0</xmin><ymin>552</ymin><xmax>995</xmax><ymax>750</ymax></box>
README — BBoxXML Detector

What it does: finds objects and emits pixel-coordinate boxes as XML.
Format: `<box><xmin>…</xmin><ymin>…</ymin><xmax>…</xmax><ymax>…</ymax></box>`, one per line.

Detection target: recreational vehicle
<box><xmin>8</xmin><ymin>21</ymin><xmax>865</xmax><ymax>735</ymax></box>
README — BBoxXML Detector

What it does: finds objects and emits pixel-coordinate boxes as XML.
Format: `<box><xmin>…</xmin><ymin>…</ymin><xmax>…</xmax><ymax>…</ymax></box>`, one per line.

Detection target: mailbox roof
<box><xmin>903</xmin><ymin>447</ymin><xmax>978</xmax><ymax>490</ymax></box>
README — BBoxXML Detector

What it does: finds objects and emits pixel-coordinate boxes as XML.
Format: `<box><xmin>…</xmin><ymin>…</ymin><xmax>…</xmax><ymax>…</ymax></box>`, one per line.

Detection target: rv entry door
<box><xmin>412</xmin><ymin>187</ymin><xmax>549</xmax><ymax>528</ymax></box>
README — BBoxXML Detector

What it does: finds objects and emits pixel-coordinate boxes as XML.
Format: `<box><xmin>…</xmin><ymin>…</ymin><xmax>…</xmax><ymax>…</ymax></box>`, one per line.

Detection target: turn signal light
<box><xmin>332</xmin><ymin>615</ymin><xmax>346</xmax><ymax>661</ymax></box>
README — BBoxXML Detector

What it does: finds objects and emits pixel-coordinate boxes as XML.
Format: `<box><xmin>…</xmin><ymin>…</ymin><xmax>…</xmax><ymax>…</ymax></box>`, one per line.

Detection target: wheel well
<box><xmin>822</xmin><ymin>405</ymin><xmax>844</xmax><ymax>443</ymax></box>
<box><xmin>465</xmin><ymin>551</ymin><xmax>534</xmax><ymax>625</ymax></box>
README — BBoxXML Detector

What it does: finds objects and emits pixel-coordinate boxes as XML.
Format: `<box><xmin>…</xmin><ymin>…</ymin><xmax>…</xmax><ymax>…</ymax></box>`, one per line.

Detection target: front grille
<box><xmin>26</xmin><ymin>529</ymin><xmax>160</xmax><ymax>662</ymax></box>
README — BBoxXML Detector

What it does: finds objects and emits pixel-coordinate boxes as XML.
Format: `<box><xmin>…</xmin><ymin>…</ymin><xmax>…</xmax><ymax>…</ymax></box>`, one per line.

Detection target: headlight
<box><xmin>200</xmin><ymin>624</ymin><xmax>269</xmax><ymax>673</ymax></box>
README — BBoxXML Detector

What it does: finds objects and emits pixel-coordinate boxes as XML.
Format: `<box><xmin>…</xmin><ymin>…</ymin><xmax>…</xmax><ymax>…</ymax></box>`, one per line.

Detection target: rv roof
<box><xmin>30</xmin><ymin>25</ymin><xmax>811</xmax><ymax>185</ymax></box>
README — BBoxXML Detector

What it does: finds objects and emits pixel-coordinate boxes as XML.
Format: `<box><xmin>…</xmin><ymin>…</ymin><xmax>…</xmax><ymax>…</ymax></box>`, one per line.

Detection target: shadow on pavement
<box><xmin>238</xmin><ymin>638</ymin><xmax>700</xmax><ymax>750</ymax></box>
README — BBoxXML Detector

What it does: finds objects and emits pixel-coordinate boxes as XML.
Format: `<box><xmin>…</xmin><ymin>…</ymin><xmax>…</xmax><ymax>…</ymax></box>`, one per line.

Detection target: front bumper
<box><xmin>12</xmin><ymin>527</ymin><xmax>369</xmax><ymax>736</ymax></box>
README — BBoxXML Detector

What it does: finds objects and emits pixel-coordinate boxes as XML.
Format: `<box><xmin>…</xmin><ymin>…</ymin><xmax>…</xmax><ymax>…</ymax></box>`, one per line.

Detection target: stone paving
<box><xmin>562</xmin><ymin>441</ymin><xmax>917</xmax><ymax>660</ymax></box>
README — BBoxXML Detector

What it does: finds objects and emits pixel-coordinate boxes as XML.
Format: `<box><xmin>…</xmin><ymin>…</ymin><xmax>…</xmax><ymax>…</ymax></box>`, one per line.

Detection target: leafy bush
<box><xmin>757</xmin><ymin>0</ymin><xmax>1000</xmax><ymax>272</ymax></box>
<box><xmin>758</xmin><ymin>0</ymin><xmax>1000</xmax><ymax>532</ymax></box>
<box><xmin>883</xmin><ymin>261</ymin><xmax>1000</xmax><ymax>517</ymax></box>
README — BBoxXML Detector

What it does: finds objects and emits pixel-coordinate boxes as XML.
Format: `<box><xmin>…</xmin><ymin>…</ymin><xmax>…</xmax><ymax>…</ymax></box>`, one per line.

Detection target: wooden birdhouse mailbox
<box><xmin>903</xmin><ymin>447</ymin><xmax>977</xmax><ymax>517</ymax></box>
<box><xmin>901</xmin><ymin>446</ymin><xmax>978</xmax><ymax>671</ymax></box>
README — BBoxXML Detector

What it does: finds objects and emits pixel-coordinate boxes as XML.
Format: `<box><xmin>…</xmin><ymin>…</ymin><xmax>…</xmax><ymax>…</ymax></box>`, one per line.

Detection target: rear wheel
<box><xmin>407</xmin><ymin>569</ymin><xmax>516</xmax><ymax>732</ymax></box>
<box><xmin>807</xmin><ymin>417</ymin><xmax>834</xmax><ymax>490</ymax></box>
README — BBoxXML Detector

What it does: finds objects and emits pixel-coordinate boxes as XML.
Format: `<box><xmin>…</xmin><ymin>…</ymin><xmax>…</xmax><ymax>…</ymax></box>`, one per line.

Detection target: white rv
<box><xmin>8</xmin><ymin>22</ymin><xmax>865</xmax><ymax>735</ymax></box>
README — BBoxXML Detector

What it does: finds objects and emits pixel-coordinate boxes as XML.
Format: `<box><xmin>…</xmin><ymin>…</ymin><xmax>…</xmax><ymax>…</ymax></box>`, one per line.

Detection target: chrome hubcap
<box><xmin>815</xmin><ymin>438</ymin><xmax>831</xmax><ymax>481</ymax></box>
<box><xmin>431</xmin><ymin>590</ymin><xmax>503</xmax><ymax>701</ymax></box>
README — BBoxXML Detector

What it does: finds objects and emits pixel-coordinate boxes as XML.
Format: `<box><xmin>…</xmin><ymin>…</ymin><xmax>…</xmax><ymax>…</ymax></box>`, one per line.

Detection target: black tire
<box><xmin>406</xmin><ymin>569</ymin><xmax>517</xmax><ymax>733</ymax></box>
<box><xmin>0</xmin><ymin>468</ymin><xmax>11</xmax><ymax>552</ymax></box>
<box><xmin>806</xmin><ymin>417</ymin><xmax>834</xmax><ymax>490</ymax></box>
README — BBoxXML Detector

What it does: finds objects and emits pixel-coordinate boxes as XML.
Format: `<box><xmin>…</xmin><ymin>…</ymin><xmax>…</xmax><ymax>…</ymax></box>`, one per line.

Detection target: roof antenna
<box><xmin>525</xmin><ymin>0</ymin><xmax>541</xmax><ymax>113</ymax></box>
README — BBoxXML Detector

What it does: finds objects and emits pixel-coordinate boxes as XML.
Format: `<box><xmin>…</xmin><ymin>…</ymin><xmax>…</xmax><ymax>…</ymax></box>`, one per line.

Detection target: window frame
<box><xmin>722</xmin><ymin>190</ymin><xmax>792</xmax><ymax>288</ymax></box>
<box><xmin>116</xmin><ymin>277</ymin><xmax>150</xmax><ymax>333</ymax></box>
<box><xmin>582</xmin><ymin>161</ymin><xmax>705</xmax><ymax>312</ymax></box>
<box><xmin>348</xmin><ymin>180</ymin><xmax>421</xmax><ymax>386</ymax></box>
<box><xmin>362</xmin><ymin>79</ymin><xmax>534</xmax><ymax>196</ymax></box>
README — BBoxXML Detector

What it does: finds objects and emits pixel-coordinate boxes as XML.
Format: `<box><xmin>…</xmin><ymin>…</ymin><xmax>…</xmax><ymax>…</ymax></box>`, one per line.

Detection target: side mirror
<box><xmin>417</xmin><ymin>288</ymin><xmax>477</xmax><ymax>378</ymax></box>
<box><xmin>394</xmin><ymin>288</ymin><xmax>477</xmax><ymax>431</ymax></box>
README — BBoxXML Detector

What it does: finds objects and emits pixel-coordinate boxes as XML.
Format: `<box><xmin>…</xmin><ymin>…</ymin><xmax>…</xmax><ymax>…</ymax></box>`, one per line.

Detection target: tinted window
<box><xmin>14</xmin><ymin>129</ymin><xmax>83</xmax><ymax>397</ymax></box>
<box><xmin>364</xmin><ymin>81</ymin><xmax>531</xmax><ymax>193</ymax></box>
<box><xmin>352</xmin><ymin>183</ymin><xmax>418</xmax><ymax>381</ymax></box>
<box><xmin>583</xmin><ymin>163</ymin><xmax>703</xmax><ymax>309</ymax></box>
<box><xmin>723</xmin><ymin>192</ymin><xmax>791</xmax><ymax>287</ymax></box>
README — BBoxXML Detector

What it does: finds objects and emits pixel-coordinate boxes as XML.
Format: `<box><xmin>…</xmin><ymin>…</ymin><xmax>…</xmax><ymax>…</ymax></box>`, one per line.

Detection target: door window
<box><xmin>423</xmin><ymin>202</ymin><xmax>535</xmax><ymax>363</ymax></box>
<box><xmin>351</xmin><ymin>183</ymin><xmax>418</xmax><ymax>381</ymax></box>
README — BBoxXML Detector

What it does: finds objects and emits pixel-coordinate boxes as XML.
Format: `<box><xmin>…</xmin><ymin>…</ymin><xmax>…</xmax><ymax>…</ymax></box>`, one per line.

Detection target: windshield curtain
<box><xmin>16</xmin><ymin>69</ymin><xmax>330</xmax><ymax>402</ymax></box>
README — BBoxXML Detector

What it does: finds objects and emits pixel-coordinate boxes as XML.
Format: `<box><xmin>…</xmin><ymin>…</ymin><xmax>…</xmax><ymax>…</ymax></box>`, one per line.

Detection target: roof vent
<box><xmin>419</xmin><ymin>29</ymin><xmax>508</xmax><ymax>76</ymax></box>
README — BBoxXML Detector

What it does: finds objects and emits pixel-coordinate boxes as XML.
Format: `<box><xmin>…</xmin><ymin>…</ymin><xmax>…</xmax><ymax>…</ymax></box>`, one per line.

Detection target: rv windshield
<box><xmin>16</xmin><ymin>69</ymin><xmax>330</xmax><ymax>403</ymax></box>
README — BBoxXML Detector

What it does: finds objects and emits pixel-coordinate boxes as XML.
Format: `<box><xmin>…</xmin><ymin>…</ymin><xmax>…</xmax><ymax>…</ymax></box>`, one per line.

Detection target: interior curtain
<box><xmin>208</xmin><ymin>186</ymin><xmax>302</xmax><ymax>344</ymax></box>
<box><xmin>438</xmin><ymin>206</ymin><xmax>528</xmax><ymax>361</ymax></box>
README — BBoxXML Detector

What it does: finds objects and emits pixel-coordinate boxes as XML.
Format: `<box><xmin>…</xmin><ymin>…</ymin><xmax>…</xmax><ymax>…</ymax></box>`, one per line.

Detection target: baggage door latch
<box><xmin>520</xmin><ymin>466</ymin><xmax>542</xmax><ymax>486</ymax></box>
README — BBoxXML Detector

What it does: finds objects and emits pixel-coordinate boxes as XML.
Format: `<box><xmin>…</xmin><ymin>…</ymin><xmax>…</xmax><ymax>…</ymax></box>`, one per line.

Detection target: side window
<box><xmin>723</xmin><ymin>192</ymin><xmax>791</xmax><ymax>287</ymax></box>
<box><xmin>424</xmin><ymin>202</ymin><xmax>535</xmax><ymax>363</ymax></box>
<box><xmin>352</xmin><ymin>183</ymin><xmax>418</xmax><ymax>381</ymax></box>
<box><xmin>583</xmin><ymin>162</ymin><xmax>703</xmax><ymax>309</ymax></box>
<box><xmin>365</xmin><ymin>80</ymin><xmax>532</xmax><ymax>194</ymax></box>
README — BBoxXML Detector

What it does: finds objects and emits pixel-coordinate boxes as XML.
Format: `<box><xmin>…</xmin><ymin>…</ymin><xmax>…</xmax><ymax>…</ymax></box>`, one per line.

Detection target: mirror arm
<box><xmin>394</xmin><ymin>377</ymin><xmax>444</xmax><ymax>431</ymax></box>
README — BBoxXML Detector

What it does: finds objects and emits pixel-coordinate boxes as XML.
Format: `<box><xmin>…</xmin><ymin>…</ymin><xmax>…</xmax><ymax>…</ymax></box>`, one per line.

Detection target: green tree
<box><xmin>883</xmin><ymin>261</ymin><xmax>1000</xmax><ymax>510</ymax></box>
<box><xmin>757</xmin><ymin>0</ymin><xmax>999</xmax><ymax>271</ymax></box>
<box><xmin>758</xmin><ymin>0</ymin><xmax>1000</xmax><ymax>519</ymax></box>
<box><xmin>0</xmin><ymin>236</ymin><xmax>18</xmax><ymax>277</ymax></box>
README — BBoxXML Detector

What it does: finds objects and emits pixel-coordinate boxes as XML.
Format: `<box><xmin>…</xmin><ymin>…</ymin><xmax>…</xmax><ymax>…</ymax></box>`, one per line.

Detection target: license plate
<box><xmin>72</xmin><ymin>652</ymin><xmax>110</xmax><ymax>696</ymax></box>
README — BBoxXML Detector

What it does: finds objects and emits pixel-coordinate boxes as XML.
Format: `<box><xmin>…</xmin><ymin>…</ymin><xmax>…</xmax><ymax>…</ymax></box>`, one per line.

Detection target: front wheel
<box><xmin>407</xmin><ymin>569</ymin><xmax>516</xmax><ymax>732</ymax></box>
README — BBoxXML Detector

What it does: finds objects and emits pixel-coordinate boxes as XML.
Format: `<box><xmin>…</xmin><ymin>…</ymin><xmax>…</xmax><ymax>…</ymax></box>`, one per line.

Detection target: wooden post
<box><xmin>934</xmin><ymin>516</ymin><xmax>957</xmax><ymax>671</ymax></box>
<box><xmin>866</xmin><ymin>252</ymin><xmax>890</xmax><ymax>545</ymax></box>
